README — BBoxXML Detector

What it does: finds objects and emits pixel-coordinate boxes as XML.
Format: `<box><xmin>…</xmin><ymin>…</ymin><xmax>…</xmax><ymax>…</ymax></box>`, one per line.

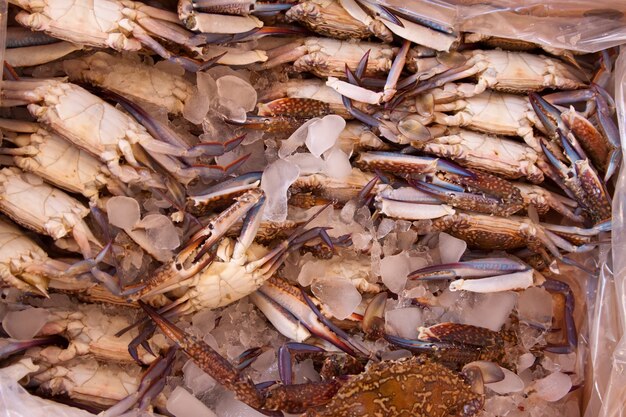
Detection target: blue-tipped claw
<box><xmin>557</xmin><ymin>129</ymin><xmax>583</xmax><ymax>164</ymax></box>
<box><xmin>278</xmin><ymin>342</ymin><xmax>325</xmax><ymax>385</ymax></box>
<box><xmin>408</xmin><ymin>257</ymin><xmax>529</xmax><ymax>280</ymax></box>
<box><xmin>435</xmin><ymin>159</ymin><xmax>475</xmax><ymax>178</ymax></box>
<box><xmin>529</xmin><ymin>92</ymin><xmax>562</xmax><ymax>138</ymax></box>
<box><xmin>355</xmin><ymin>0</ymin><xmax>403</xmax><ymax>26</ymax></box>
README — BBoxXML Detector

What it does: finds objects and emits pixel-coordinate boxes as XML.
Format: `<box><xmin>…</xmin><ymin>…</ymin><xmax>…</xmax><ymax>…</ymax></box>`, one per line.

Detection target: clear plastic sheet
<box><xmin>0</xmin><ymin>1</ymin><xmax>626</xmax><ymax>417</ymax></box>
<box><xmin>379</xmin><ymin>0</ymin><xmax>626</xmax><ymax>52</ymax></box>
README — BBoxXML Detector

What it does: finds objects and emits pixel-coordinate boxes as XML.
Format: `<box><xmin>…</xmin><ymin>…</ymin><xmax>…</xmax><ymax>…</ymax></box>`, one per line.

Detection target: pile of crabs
<box><xmin>0</xmin><ymin>0</ymin><xmax>620</xmax><ymax>416</ymax></box>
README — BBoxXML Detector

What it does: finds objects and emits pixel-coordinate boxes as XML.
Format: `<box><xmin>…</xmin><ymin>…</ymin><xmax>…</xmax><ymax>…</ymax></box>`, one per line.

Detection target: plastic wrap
<box><xmin>0</xmin><ymin>1</ymin><xmax>625</xmax><ymax>416</ymax></box>
<box><xmin>379</xmin><ymin>0</ymin><xmax>626</xmax><ymax>52</ymax></box>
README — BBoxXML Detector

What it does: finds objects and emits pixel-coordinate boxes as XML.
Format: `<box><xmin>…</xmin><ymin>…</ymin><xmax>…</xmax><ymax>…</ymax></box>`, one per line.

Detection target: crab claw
<box><xmin>139</xmin><ymin>301</ymin><xmax>265</xmax><ymax>409</ymax></box>
<box><xmin>355</xmin><ymin>151</ymin><xmax>474</xmax><ymax>177</ymax></box>
<box><xmin>0</xmin><ymin>335</ymin><xmax>67</xmax><ymax>360</ymax></box>
<box><xmin>408</xmin><ymin>257</ymin><xmax>529</xmax><ymax>280</ymax></box>
<box><xmin>189</xmin><ymin>25</ymin><xmax>307</xmax><ymax>46</ymax></box>
<box><xmin>540</xmin><ymin>131</ymin><xmax>612</xmax><ymax>226</ymax></box>
<box><xmin>252</xmin><ymin>276</ymin><xmax>369</xmax><ymax>357</ymax></box>
<box><xmin>541</xmin><ymin>279</ymin><xmax>577</xmax><ymax>354</ymax></box>
<box><xmin>385</xmin><ymin>322</ymin><xmax>507</xmax><ymax>365</ymax></box>
<box><xmin>187</xmin><ymin>172</ymin><xmax>262</xmax><ymax>214</ymax></box>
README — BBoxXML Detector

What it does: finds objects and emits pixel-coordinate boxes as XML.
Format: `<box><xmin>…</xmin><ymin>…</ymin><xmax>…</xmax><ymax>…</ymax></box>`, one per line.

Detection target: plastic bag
<box><xmin>0</xmin><ymin>1</ymin><xmax>625</xmax><ymax>416</ymax></box>
<box><xmin>0</xmin><ymin>359</ymin><xmax>95</xmax><ymax>417</ymax></box>
<box><xmin>379</xmin><ymin>0</ymin><xmax>626</xmax><ymax>52</ymax></box>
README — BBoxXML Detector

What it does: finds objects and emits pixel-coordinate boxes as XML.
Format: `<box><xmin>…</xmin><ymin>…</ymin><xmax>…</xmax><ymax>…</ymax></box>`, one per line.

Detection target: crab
<box><xmin>123</xmin><ymin>188</ymin><xmax>335</xmax><ymax>327</ymax></box>
<box><xmin>0</xmin><ymin>119</ymin><xmax>122</xmax><ymax>202</ymax></box>
<box><xmin>529</xmin><ymin>87</ymin><xmax>621</xmax><ymax>177</ymax></box>
<box><xmin>285</xmin><ymin>0</ymin><xmax>393</xmax><ymax>42</ymax></box>
<box><xmin>3</xmin><ymin>346</ymin><xmax>173</xmax><ymax>413</ymax></box>
<box><xmin>61</xmin><ymin>52</ymin><xmax>196</xmax><ymax>116</ymax></box>
<box><xmin>1</xmin><ymin>79</ymin><xmax>243</xmax><ymax>188</ymax></box>
<box><xmin>405</xmin><ymin>125</ymin><xmax>549</xmax><ymax>184</ymax></box>
<box><xmin>0</xmin><ymin>167</ymin><xmax>102</xmax><ymax>258</ymax></box>
<box><xmin>141</xmin><ymin>300</ymin><xmax>504</xmax><ymax>416</ymax></box>
<box><xmin>258</xmin><ymin>37</ymin><xmax>396</xmax><ymax>78</ymax></box>
<box><xmin>530</xmin><ymin>93</ymin><xmax>613</xmax><ymax>225</ymax></box>
<box><xmin>405</xmin><ymin>49</ymin><xmax>587</xmax><ymax>100</ymax></box>
<box><xmin>10</xmin><ymin>0</ymin><xmax>212</xmax><ymax>72</ymax></box>
<box><xmin>0</xmin><ymin>216</ymin><xmax>70</xmax><ymax>295</ymax></box>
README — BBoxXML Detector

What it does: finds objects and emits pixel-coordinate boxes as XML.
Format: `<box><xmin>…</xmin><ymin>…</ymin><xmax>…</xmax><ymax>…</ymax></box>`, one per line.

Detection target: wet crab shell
<box><xmin>307</xmin><ymin>356</ymin><xmax>483</xmax><ymax>417</ymax></box>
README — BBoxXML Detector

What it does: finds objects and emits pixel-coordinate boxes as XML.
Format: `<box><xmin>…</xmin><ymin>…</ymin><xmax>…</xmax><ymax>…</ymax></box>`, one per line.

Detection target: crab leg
<box><xmin>140</xmin><ymin>301</ymin><xmax>265</xmax><ymax>409</ymax></box>
<box><xmin>102</xmin><ymin>348</ymin><xmax>176</xmax><ymax>417</ymax></box>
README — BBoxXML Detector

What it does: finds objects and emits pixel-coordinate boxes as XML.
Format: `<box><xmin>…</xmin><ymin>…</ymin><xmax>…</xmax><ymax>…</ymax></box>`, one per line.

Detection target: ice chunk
<box><xmin>2</xmin><ymin>308</ymin><xmax>49</xmax><ymax>340</ymax></box>
<box><xmin>217</xmin><ymin>75</ymin><xmax>257</xmax><ymax>112</ymax></box>
<box><xmin>167</xmin><ymin>386</ymin><xmax>217</xmax><ymax>417</ymax></box>
<box><xmin>340</xmin><ymin>199</ymin><xmax>357</xmax><ymax>223</ymax></box>
<box><xmin>285</xmin><ymin>152</ymin><xmax>326</xmax><ymax>175</ymax></box>
<box><xmin>279</xmin><ymin>118</ymin><xmax>319</xmax><ymax>158</ymax></box>
<box><xmin>483</xmin><ymin>396</ymin><xmax>517</xmax><ymax>416</ymax></box>
<box><xmin>352</xmin><ymin>232</ymin><xmax>372</xmax><ymax>251</ymax></box>
<box><xmin>182</xmin><ymin>360</ymin><xmax>216</xmax><ymax>395</ymax></box>
<box><xmin>517</xmin><ymin>353</ymin><xmax>535</xmax><ymax>373</ymax></box>
<box><xmin>183</xmin><ymin>72</ymin><xmax>216</xmax><ymax>124</ymax></box>
<box><xmin>107</xmin><ymin>196</ymin><xmax>140</xmax><ymax>230</ymax></box>
<box><xmin>380</xmin><ymin>252</ymin><xmax>410</xmax><ymax>293</ymax></box>
<box><xmin>218</xmin><ymin>101</ymin><xmax>247</xmax><ymax>123</ymax></box>
<box><xmin>486</xmin><ymin>367</ymin><xmax>524</xmax><ymax>394</ymax></box>
<box><xmin>294</xmin><ymin>358</ymin><xmax>321</xmax><ymax>383</ymax></box>
<box><xmin>311</xmin><ymin>275</ymin><xmax>362</xmax><ymax>320</ymax></box>
<box><xmin>323</xmin><ymin>147</ymin><xmax>352</xmax><ymax>179</ymax></box>
<box><xmin>305</xmin><ymin>115</ymin><xmax>345</xmax><ymax>157</ymax></box>
<box><xmin>135</xmin><ymin>214</ymin><xmax>180</xmax><ymax>250</ymax></box>
<box><xmin>462</xmin><ymin>292</ymin><xmax>517</xmax><ymax>331</ymax></box>
<box><xmin>251</xmin><ymin>348</ymin><xmax>275</xmax><ymax>373</ymax></box>
<box><xmin>377</xmin><ymin>218</ymin><xmax>396</xmax><ymax>239</ymax></box>
<box><xmin>532</xmin><ymin>372</ymin><xmax>572</xmax><ymax>402</ymax></box>
<box><xmin>261</xmin><ymin>159</ymin><xmax>300</xmax><ymax>222</ymax></box>
<box><xmin>216</xmin><ymin>391</ymin><xmax>266</xmax><ymax>417</ymax></box>
<box><xmin>192</xmin><ymin>309</ymin><xmax>217</xmax><ymax>335</ymax></box>
<box><xmin>385</xmin><ymin>307</ymin><xmax>423</xmax><ymax>339</ymax></box>
<box><xmin>517</xmin><ymin>287</ymin><xmax>553</xmax><ymax>327</ymax></box>
<box><xmin>298</xmin><ymin>260</ymin><xmax>321</xmax><ymax>287</ymax></box>
<box><xmin>438</xmin><ymin>232</ymin><xmax>466</xmax><ymax>264</ymax></box>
